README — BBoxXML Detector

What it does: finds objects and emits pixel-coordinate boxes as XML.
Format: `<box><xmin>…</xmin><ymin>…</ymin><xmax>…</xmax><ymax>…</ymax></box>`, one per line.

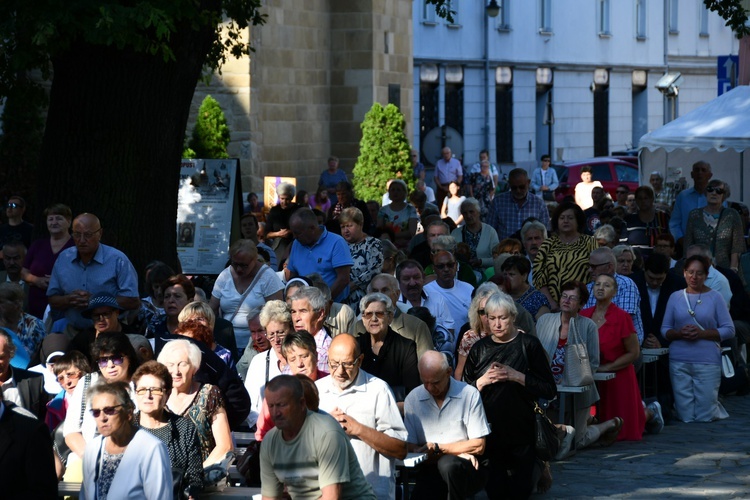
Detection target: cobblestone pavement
<box><xmin>541</xmin><ymin>394</ymin><xmax>750</xmax><ymax>499</ymax></box>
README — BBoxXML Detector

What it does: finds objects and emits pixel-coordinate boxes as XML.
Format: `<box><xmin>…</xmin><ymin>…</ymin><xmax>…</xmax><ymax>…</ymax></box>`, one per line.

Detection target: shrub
<box><xmin>187</xmin><ymin>95</ymin><xmax>230</xmax><ymax>159</ymax></box>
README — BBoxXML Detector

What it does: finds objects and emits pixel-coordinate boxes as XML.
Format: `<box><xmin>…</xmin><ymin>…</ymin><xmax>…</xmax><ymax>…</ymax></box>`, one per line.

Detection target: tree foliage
<box><xmin>704</xmin><ymin>0</ymin><xmax>750</xmax><ymax>38</ymax></box>
<box><xmin>187</xmin><ymin>95</ymin><xmax>230</xmax><ymax>159</ymax></box>
<box><xmin>352</xmin><ymin>103</ymin><xmax>413</xmax><ymax>202</ymax></box>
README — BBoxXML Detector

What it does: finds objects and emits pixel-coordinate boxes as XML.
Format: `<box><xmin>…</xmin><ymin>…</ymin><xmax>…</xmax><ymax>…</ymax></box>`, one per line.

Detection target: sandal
<box><xmin>598</xmin><ymin>417</ymin><xmax>623</xmax><ymax>447</ymax></box>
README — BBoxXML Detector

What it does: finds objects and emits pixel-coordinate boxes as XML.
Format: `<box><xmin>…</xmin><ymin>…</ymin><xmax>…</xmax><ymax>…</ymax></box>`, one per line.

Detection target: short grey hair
<box><xmin>484</xmin><ymin>291</ymin><xmax>518</xmax><ymax>320</ymax></box>
<box><xmin>87</xmin><ymin>381</ymin><xmax>136</xmax><ymax>415</ymax></box>
<box><xmin>430</xmin><ymin>235</ymin><xmax>457</xmax><ymax>253</ymax></box>
<box><xmin>460</xmin><ymin>198</ymin><xmax>481</xmax><ymax>214</ymax></box>
<box><xmin>612</xmin><ymin>244</ymin><xmax>635</xmax><ymax>260</ymax></box>
<box><xmin>359</xmin><ymin>292</ymin><xmax>395</xmax><ymax>316</ymax></box>
<box><xmin>593</xmin><ymin>224</ymin><xmax>617</xmax><ymax>245</ymax></box>
<box><xmin>0</xmin><ymin>329</ymin><xmax>16</xmax><ymax>359</ymax></box>
<box><xmin>277</xmin><ymin>182</ymin><xmax>296</xmax><ymax>198</ymax></box>
<box><xmin>367</xmin><ymin>273</ymin><xmax>399</xmax><ymax>294</ymax></box>
<box><xmin>259</xmin><ymin>300</ymin><xmax>292</xmax><ymax>328</ymax></box>
<box><xmin>521</xmin><ymin>220</ymin><xmax>548</xmax><ymax>240</ymax></box>
<box><xmin>157</xmin><ymin>339</ymin><xmax>202</xmax><ymax>371</ymax></box>
<box><xmin>290</xmin><ymin>286</ymin><xmax>327</xmax><ymax>313</ymax></box>
<box><xmin>590</xmin><ymin>246</ymin><xmax>616</xmax><ymax>267</ymax></box>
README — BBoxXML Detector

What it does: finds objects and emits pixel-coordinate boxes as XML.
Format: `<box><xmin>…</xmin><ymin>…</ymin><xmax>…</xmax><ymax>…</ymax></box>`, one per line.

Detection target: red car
<box><xmin>552</xmin><ymin>158</ymin><xmax>639</xmax><ymax>203</ymax></box>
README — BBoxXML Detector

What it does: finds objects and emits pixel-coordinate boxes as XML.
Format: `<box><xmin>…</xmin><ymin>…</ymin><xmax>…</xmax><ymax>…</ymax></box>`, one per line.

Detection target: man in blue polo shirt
<box><xmin>47</xmin><ymin>213</ymin><xmax>139</xmax><ymax>330</ymax></box>
<box><xmin>286</xmin><ymin>208</ymin><xmax>353</xmax><ymax>303</ymax></box>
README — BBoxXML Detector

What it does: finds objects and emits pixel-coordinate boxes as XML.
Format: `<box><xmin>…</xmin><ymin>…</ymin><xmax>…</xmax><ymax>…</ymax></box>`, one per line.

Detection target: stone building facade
<box><xmin>187</xmin><ymin>1</ymin><xmax>414</xmax><ymax>199</ymax></box>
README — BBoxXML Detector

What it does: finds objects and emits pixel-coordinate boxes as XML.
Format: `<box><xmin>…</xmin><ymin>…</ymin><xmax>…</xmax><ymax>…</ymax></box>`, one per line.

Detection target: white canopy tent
<box><xmin>639</xmin><ymin>85</ymin><xmax>750</xmax><ymax>202</ymax></box>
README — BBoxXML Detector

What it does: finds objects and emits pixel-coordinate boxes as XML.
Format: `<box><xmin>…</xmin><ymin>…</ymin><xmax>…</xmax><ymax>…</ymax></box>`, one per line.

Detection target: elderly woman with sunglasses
<box><xmin>210</xmin><ymin>239</ymin><xmax>284</xmax><ymax>353</ymax></box>
<box><xmin>684</xmin><ymin>179</ymin><xmax>745</xmax><ymax>271</ymax></box>
<box><xmin>63</xmin><ymin>332</ymin><xmax>141</xmax><ymax>481</ymax></box>
<box><xmin>80</xmin><ymin>381</ymin><xmax>172</xmax><ymax>500</ymax></box>
<box><xmin>133</xmin><ymin>361</ymin><xmax>203</xmax><ymax>497</ymax></box>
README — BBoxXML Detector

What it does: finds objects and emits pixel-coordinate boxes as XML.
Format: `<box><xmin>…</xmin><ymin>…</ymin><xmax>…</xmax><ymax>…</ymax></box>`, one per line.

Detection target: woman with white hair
<box><xmin>158</xmin><ymin>339</ymin><xmax>232</xmax><ymax>467</ymax></box>
<box><xmin>462</xmin><ymin>292</ymin><xmax>556</xmax><ymax>498</ymax></box>
<box><xmin>265</xmin><ymin>182</ymin><xmax>299</xmax><ymax>261</ymax></box>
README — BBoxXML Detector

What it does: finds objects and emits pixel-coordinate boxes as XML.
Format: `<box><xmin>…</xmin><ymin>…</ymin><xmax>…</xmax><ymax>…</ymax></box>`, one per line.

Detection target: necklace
<box><xmin>685</xmin><ymin>291</ymin><xmax>703</xmax><ymax>317</ymax></box>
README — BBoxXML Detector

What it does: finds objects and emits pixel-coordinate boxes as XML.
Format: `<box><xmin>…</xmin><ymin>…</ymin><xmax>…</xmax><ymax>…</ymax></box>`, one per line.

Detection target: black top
<box><xmin>462</xmin><ymin>333</ymin><xmax>556</xmax><ymax>455</ymax></box>
<box><xmin>136</xmin><ymin>411</ymin><xmax>204</xmax><ymax>495</ymax></box>
<box><xmin>266</xmin><ymin>203</ymin><xmax>299</xmax><ymax>236</ymax></box>
<box><xmin>358</xmin><ymin>327</ymin><xmax>419</xmax><ymax>402</ymax></box>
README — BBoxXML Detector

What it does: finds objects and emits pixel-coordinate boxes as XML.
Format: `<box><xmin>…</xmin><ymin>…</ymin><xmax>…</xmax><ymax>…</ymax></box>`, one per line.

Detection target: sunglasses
<box><xmin>478</xmin><ymin>309</ymin><xmax>487</xmax><ymax>316</ymax></box>
<box><xmin>90</xmin><ymin>405</ymin><xmax>123</xmax><ymax>418</ymax></box>
<box><xmin>97</xmin><ymin>355</ymin><xmax>125</xmax><ymax>369</ymax></box>
<box><xmin>363</xmin><ymin>311</ymin><xmax>388</xmax><ymax>320</ymax></box>
<box><xmin>6</xmin><ymin>202</ymin><xmax>20</xmax><ymax>209</ymax></box>
<box><xmin>706</xmin><ymin>186</ymin><xmax>725</xmax><ymax>195</ymax></box>
<box><xmin>434</xmin><ymin>262</ymin><xmax>456</xmax><ymax>270</ymax></box>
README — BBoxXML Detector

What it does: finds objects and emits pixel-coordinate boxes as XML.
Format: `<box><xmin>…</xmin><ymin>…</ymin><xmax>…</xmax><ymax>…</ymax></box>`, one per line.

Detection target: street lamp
<box><xmin>487</xmin><ymin>0</ymin><xmax>500</xmax><ymax>18</ymax></box>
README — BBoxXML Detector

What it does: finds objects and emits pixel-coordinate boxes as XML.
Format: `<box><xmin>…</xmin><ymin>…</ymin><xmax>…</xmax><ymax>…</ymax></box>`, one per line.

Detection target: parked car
<box><xmin>552</xmin><ymin>157</ymin><xmax>639</xmax><ymax>203</ymax></box>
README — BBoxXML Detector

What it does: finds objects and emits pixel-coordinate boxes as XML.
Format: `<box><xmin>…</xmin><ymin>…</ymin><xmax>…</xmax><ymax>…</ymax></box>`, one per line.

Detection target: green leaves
<box><xmin>188</xmin><ymin>95</ymin><xmax>231</xmax><ymax>159</ymax></box>
<box><xmin>704</xmin><ymin>0</ymin><xmax>750</xmax><ymax>38</ymax></box>
<box><xmin>352</xmin><ymin>103</ymin><xmax>413</xmax><ymax>202</ymax></box>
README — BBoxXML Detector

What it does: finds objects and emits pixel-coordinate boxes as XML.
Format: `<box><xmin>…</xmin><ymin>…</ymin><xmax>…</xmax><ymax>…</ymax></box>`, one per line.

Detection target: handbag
<box><xmin>520</xmin><ymin>337</ymin><xmax>560</xmax><ymax>460</ymax></box>
<box><xmin>533</xmin><ymin>402</ymin><xmax>560</xmax><ymax>461</ymax></box>
<box><xmin>563</xmin><ymin>317</ymin><xmax>594</xmax><ymax>386</ymax></box>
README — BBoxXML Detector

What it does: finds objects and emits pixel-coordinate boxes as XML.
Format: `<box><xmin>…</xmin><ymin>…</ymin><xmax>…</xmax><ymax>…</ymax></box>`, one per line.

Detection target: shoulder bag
<box><xmin>227</xmin><ymin>265</ymin><xmax>271</xmax><ymax>323</ymax></box>
<box><xmin>521</xmin><ymin>337</ymin><xmax>560</xmax><ymax>460</ymax></box>
<box><xmin>563</xmin><ymin>316</ymin><xmax>594</xmax><ymax>386</ymax></box>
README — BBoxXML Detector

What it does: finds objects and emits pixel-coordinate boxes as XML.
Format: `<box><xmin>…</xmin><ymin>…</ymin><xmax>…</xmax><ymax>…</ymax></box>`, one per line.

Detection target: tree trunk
<box><xmin>36</xmin><ymin>24</ymin><xmax>216</xmax><ymax>280</ymax></box>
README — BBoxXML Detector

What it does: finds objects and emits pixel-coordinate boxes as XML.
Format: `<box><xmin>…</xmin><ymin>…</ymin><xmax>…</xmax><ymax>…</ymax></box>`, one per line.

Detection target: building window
<box><xmin>699</xmin><ymin>5</ymin><xmax>709</xmax><ymax>37</ymax></box>
<box><xmin>668</xmin><ymin>0</ymin><xmax>678</xmax><ymax>34</ymax></box>
<box><xmin>445</xmin><ymin>66</ymin><xmax>464</xmax><ymax>136</ymax></box>
<box><xmin>496</xmin><ymin>0</ymin><xmax>510</xmax><ymax>30</ymax></box>
<box><xmin>636</xmin><ymin>0</ymin><xmax>647</xmax><ymax>40</ymax></box>
<box><xmin>495</xmin><ymin>86</ymin><xmax>513</xmax><ymax>163</ymax></box>
<box><xmin>421</xmin><ymin>1</ymin><xmax>437</xmax><ymax>24</ymax></box>
<box><xmin>598</xmin><ymin>0</ymin><xmax>611</xmax><ymax>35</ymax></box>
<box><xmin>539</xmin><ymin>0</ymin><xmax>552</xmax><ymax>33</ymax></box>
<box><xmin>447</xmin><ymin>1</ymin><xmax>460</xmax><ymax>26</ymax></box>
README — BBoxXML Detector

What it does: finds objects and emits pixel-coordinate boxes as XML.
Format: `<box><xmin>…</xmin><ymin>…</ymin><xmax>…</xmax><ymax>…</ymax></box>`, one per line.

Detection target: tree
<box><xmin>186</xmin><ymin>95</ymin><xmax>231</xmax><ymax>159</ymax></box>
<box><xmin>704</xmin><ymin>0</ymin><xmax>750</xmax><ymax>38</ymax></box>
<box><xmin>0</xmin><ymin>0</ymin><xmax>265</xmax><ymax>275</ymax></box>
<box><xmin>352</xmin><ymin>103</ymin><xmax>413</xmax><ymax>202</ymax></box>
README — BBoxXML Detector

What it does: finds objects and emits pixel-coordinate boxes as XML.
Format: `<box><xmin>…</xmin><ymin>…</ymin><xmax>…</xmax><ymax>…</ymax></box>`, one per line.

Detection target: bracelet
<box><xmin>433</xmin><ymin>443</ymin><xmax>442</xmax><ymax>455</ymax></box>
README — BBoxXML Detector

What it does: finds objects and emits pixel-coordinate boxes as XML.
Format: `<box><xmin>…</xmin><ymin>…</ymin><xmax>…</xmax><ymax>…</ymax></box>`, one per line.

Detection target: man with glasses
<box><xmin>424</xmin><ymin>250</ymin><xmax>472</xmax><ymax>347</ymax></box>
<box><xmin>615</xmin><ymin>185</ymin><xmax>630</xmax><ymax>209</ymax></box>
<box><xmin>316</xmin><ymin>333</ymin><xmax>407</xmax><ymax>499</ymax></box>
<box><xmin>68</xmin><ymin>292</ymin><xmax>131</xmax><ymax>366</ymax></box>
<box><xmin>531</xmin><ymin>154</ymin><xmax>559</xmax><ymax>201</ymax></box>
<box><xmin>487</xmin><ymin>168</ymin><xmax>550</xmax><ymax>240</ymax></box>
<box><xmin>47</xmin><ymin>213</ymin><xmax>139</xmax><ymax>331</ymax></box>
<box><xmin>583</xmin><ymin>247</ymin><xmax>645</xmax><ymax>344</ymax></box>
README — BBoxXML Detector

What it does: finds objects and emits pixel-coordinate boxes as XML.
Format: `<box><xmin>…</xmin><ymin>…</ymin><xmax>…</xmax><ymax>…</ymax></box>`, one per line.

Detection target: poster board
<box><xmin>177</xmin><ymin>158</ymin><xmax>242</xmax><ymax>274</ymax></box>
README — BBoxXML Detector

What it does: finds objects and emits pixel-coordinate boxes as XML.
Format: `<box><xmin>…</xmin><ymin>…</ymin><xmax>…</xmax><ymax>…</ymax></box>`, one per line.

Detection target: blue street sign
<box><xmin>717</xmin><ymin>55</ymin><xmax>739</xmax><ymax>96</ymax></box>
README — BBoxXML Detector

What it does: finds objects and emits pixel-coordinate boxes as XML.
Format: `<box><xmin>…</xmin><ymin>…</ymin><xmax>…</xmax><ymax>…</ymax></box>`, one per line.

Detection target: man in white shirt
<box><xmin>423</xmin><ymin>251</ymin><xmax>473</xmax><ymax>343</ymax></box>
<box><xmin>397</xmin><ymin>260</ymin><xmax>454</xmax><ymax>334</ymax></box>
<box><xmin>316</xmin><ymin>334</ymin><xmax>407</xmax><ymax>499</ymax></box>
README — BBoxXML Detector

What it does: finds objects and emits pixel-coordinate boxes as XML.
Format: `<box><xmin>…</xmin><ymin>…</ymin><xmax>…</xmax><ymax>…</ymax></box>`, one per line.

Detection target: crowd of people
<box><xmin>1</xmin><ymin>155</ymin><xmax>749</xmax><ymax>499</ymax></box>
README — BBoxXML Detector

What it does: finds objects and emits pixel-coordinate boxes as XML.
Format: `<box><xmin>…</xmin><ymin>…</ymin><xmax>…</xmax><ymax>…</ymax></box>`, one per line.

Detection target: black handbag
<box><xmin>533</xmin><ymin>402</ymin><xmax>559</xmax><ymax>461</ymax></box>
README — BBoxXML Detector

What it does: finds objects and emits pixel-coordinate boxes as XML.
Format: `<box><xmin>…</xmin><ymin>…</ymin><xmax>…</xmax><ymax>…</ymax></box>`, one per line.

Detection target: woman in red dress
<box><xmin>581</xmin><ymin>274</ymin><xmax>662</xmax><ymax>441</ymax></box>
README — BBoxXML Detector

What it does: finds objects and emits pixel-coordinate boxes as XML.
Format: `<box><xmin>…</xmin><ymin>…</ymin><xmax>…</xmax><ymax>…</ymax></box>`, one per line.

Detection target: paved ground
<box><xmin>542</xmin><ymin>394</ymin><xmax>750</xmax><ymax>499</ymax></box>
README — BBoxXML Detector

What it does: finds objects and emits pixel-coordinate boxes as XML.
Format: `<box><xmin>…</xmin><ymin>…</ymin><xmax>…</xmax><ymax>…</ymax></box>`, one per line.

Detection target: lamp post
<box><xmin>484</xmin><ymin>1</ymin><xmax>499</xmax><ymax>153</ymax></box>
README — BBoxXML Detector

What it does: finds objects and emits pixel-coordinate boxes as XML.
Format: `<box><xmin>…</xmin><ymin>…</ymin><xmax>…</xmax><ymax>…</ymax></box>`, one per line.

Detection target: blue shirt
<box><xmin>669</xmin><ymin>187</ymin><xmax>707</xmax><ymax>240</ymax></box>
<box><xmin>319</xmin><ymin>169</ymin><xmax>348</xmax><ymax>205</ymax></box>
<box><xmin>486</xmin><ymin>191</ymin><xmax>550</xmax><ymax>240</ymax></box>
<box><xmin>287</xmin><ymin>227</ymin><xmax>354</xmax><ymax>303</ymax></box>
<box><xmin>47</xmin><ymin>243</ymin><xmax>139</xmax><ymax>329</ymax></box>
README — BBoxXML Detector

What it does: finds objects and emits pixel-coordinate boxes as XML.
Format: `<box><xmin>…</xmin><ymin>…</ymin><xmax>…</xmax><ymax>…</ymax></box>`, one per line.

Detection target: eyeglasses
<box><xmin>92</xmin><ymin>311</ymin><xmax>116</xmax><ymax>321</ymax></box>
<box><xmin>72</xmin><ymin>228</ymin><xmax>102</xmax><ymax>240</ymax></box>
<box><xmin>589</xmin><ymin>262</ymin><xmax>608</xmax><ymax>270</ymax></box>
<box><xmin>616</xmin><ymin>190</ymin><xmax>628</xmax><ymax>194</ymax></box>
<box><xmin>363</xmin><ymin>311</ymin><xmax>388</xmax><ymax>320</ymax></box>
<box><xmin>231</xmin><ymin>261</ymin><xmax>251</xmax><ymax>270</ymax></box>
<box><xmin>560</xmin><ymin>294</ymin><xmax>579</xmax><ymax>302</ymax></box>
<box><xmin>97</xmin><ymin>355</ymin><xmax>125</xmax><ymax>368</ymax></box>
<box><xmin>509</xmin><ymin>184</ymin><xmax>527</xmax><ymax>191</ymax></box>
<box><xmin>329</xmin><ymin>360</ymin><xmax>359</xmax><ymax>371</ymax></box>
<box><xmin>434</xmin><ymin>262</ymin><xmax>456</xmax><ymax>270</ymax></box>
<box><xmin>135</xmin><ymin>387</ymin><xmax>166</xmax><ymax>396</ymax></box>
<box><xmin>266</xmin><ymin>330</ymin><xmax>288</xmax><ymax>341</ymax></box>
<box><xmin>706</xmin><ymin>186</ymin><xmax>726</xmax><ymax>195</ymax></box>
<box><xmin>478</xmin><ymin>309</ymin><xmax>487</xmax><ymax>316</ymax></box>
<box><xmin>90</xmin><ymin>405</ymin><xmax>123</xmax><ymax>418</ymax></box>
<box><xmin>6</xmin><ymin>202</ymin><xmax>20</xmax><ymax>209</ymax></box>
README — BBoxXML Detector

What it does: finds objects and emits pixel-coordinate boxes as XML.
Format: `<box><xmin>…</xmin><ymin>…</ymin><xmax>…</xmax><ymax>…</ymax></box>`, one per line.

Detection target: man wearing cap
<box><xmin>47</xmin><ymin>213</ymin><xmax>139</xmax><ymax>331</ymax></box>
<box><xmin>67</xmin><ymin>292</ymin><xmax>131</xmax><ymax>366</ymax></box>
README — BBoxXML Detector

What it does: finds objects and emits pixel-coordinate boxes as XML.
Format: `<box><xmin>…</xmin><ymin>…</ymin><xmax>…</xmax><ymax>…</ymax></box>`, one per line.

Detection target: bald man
<box><xmin>315</xmin><ymin>334</ymin><xmax>407</xmax><ymax>499</ymax></box>
<box><xmin>403</xmin><ymin>351</ymin><xmax>490</xmax><ymax>499</ymax></box>
<box><xmin>47</xmin><ymin>213</ymin><xmax>139</xmax><ymax>330</ymax></box>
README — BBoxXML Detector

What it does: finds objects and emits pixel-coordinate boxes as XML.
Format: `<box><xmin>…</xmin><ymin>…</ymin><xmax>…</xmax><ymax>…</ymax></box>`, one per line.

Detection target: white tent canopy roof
<box><xmin>639</xmin><ymin>85</ymin><xmax>750</xmax><ymax>153</ymax></box>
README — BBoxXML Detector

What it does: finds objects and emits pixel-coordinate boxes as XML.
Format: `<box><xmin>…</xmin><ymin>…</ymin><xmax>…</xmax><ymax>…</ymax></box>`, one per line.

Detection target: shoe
<box><xmin>554</xmin><ymin>426</ymin><xmax>576</xmax><ymax>460</ymax></box>
<box><xmin>646</xmin><ymin>401</ymin><xmax>664</xmax><ymax>434</ymax></box>
<box><xmin>598</xmin><ymin>417</ymin><xmax>623</xmax><ymax>447</ymax></box>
